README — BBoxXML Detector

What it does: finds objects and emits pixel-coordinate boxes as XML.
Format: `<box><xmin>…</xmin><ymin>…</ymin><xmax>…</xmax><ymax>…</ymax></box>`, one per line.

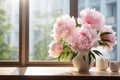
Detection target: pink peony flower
<box><xmin>100</xmin><ymin>25</ymin><xmax>117</xmax><ymax>51</ymax></box>
<box><xmin>48</xmin><ymin>9</ymin><xmax>117</xmax><ymax>60</ymax></box>
<box><xmin>53</xmin><ymin>15</ymin><xmax>76</xmax><ymax>41</ymax></box>
<box><xmin>66</xmin><ymin>24</ymin><xmax>99</xmax><ymax>54</ymax></box>
<box><xmin>78</xmin><ymin>9</ymin><xmax>105</xmax><ymax>30</ymax></box>
<box><xmin>48</xmin><ymin>41</ymin><xmax>63</xmax><ymax>58</ymax></box>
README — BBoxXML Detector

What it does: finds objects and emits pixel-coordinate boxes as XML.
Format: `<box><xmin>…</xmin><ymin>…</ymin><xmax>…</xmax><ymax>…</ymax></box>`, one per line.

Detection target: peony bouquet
<box><xmin>48</xmin><ymin>9</ymin><xmax>117</xmax><ymax>62</ymax></box>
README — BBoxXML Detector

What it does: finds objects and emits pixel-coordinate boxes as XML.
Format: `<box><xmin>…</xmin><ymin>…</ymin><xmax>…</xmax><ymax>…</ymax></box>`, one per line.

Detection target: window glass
<box><xmin>29</xmin><ymin>0</ymin><xmax>70</xmax><ymax>61</ymax></box>
<box><xmin>0</xmin><ymin>0</ymin><xmax>19</xmax><ymax>61</ymax></box>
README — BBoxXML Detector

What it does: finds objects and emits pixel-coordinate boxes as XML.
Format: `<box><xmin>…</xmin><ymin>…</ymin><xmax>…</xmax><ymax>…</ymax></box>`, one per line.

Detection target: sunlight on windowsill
<box><xmin>24</xmin><ymin>67</ymin><xmax>75</xmax><ymax>75</ymax></box>
<box><xmin>0</xmin><ymin>67</ymin><xmax>120</xmax><ymax>76</ymax></box>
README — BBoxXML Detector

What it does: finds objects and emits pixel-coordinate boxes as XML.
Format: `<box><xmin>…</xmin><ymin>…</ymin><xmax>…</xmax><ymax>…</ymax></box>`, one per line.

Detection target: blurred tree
<box><xmin>0</xmin><ymin>0</ymin><xmax>18</xmax><ymax>60</ymax></box>
<box><xmin>32</xmin><ymin>10</ymin><xmax>62</xmax><ymax>61</ymax></box>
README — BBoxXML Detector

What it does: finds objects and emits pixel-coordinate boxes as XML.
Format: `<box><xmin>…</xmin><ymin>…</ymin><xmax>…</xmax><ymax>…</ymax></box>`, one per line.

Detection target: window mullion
<box><xmin>20</xmin><ymin>0</ymin><xmax>29</xmax><ymax>66</ymax></box>
<box><xmin>70</xmin><ymin>0</ymin><xmax>78</xmax><ymax>18</ymax></box>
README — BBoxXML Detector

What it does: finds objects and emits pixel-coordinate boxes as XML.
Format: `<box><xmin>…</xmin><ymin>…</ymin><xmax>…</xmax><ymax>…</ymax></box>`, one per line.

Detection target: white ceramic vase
<box><xmin>72</xmin><ymin>52</ymin><xmax>94</xmax><ymax>73</ymax></box>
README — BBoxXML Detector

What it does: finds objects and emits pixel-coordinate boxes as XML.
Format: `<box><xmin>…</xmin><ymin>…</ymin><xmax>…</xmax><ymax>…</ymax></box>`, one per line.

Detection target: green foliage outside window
<box><xmin>0</xmin><ymin>1</ymin><xmax>18</xmax><ymax>61</ymax></box>
<box><xmin>32</xmin><ymin>11</ymin><xmax>62</xmax><ymax>61</ymax></box>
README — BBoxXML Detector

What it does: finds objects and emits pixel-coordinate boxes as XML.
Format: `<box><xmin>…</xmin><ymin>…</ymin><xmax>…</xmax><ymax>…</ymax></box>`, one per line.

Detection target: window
<box><xmin>29</xmin><ymin>0</ymin><xmax>70</xmax><ymax>62</ymax></box>
<box><xmin>0</xmin><ymin>0</ymin><xmax>19</xmax><ymax>62</ymax></box>
<box><xmin>0</xmin><ymin>0</ymin><xmax>120</xmax><ymax>66</ymax></box>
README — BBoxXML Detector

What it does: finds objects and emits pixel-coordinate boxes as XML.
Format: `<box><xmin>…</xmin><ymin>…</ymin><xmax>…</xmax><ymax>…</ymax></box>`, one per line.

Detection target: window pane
<box><xmin>29</xmin><ymin>0</ymin><xmax>70</xmax><ymax>61</ymax></box>
<box><xmin>78</xmin><ymin>0</ymin><xmax>118</xmax><ymax>60</ymax></box>
<box><xmin>0</xmin><ymin>0</ymin><xmax>19</xmax><ymax>61</ymax></box>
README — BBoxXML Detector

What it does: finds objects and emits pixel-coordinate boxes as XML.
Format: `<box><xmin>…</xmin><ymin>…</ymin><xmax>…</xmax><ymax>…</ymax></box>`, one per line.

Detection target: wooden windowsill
<box><xmin>0</xmin><ymin>67</ymin><xmax>120</xmax><ymax>80</ymax></box>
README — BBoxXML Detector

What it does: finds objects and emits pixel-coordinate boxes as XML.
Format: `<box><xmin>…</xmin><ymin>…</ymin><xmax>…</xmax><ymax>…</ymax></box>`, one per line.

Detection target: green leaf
<box><xmin>88</xmin><ymin>52</ymin><xmax>91</xmax><ymax>65</ymax></box>
<box><xmin>64</xmin><ymin>52</ymin><xmax>70</xmax><ymax>61</ymax></box>
<box><xmin>98</xmin><ymin>40</ymin><xmax>110</xmax><ymax>47</ymax></box>
<box><xmin>92</xmin><ymin>51</ymin><xmax>100</xmax><ymax>56</ymax></box>
<box><xmin>90</xmin><ymin>51</ymin><xmax>96</xmax><ymax>60</ymax></box>
<box><xmin>71</xmin><ymin>53</ymin><xmax>77</xmax><ymax>60</ymax></box>
<box><xmin>98</xmin><ymin>41</ymin><xmax>105</xmax><ymax>46</ymax></box>
<box><xmin>92</xmin><ymin>50</ymin><xmax>103</xmax><ymax>56</ymax></box>
<box><xmin>100</xmin><ymin>32</ymin><xmax>112</xmax><ymax>37</ymax></box>
<box><xmin>102</xmin><ymin>39</ymin><xmax>112</xmax><ymax>42</ymax></box>
<box><xmin>104</xmin><ymin>42</ymin><xmax>110</xmax><ymax>47</ymax></box>
<box><xmin>76</xmin><ymin>23</ymin><xmax>81</xmax><ymax>27</ymax></box>
<box><xmin>57</xmin><ymin>55</ymin><xmax>61</xmax><ymax>61</ymax></box>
